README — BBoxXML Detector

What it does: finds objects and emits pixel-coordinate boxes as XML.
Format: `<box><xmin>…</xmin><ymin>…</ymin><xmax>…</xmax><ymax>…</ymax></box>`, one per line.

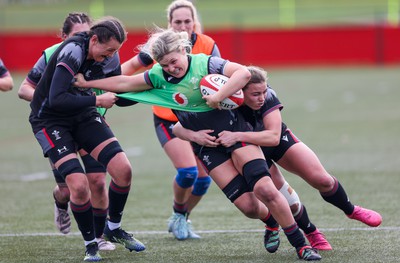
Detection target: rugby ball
<box><xmin>200</xmin><ymin>74</ymin><xmax>244</xmax><ymax>110</ymax></box>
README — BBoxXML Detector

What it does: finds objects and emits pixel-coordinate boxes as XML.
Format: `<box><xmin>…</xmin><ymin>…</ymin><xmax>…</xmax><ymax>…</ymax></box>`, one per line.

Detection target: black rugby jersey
<box><xmin>239</xmin><ymin>87</ymin><xmax>287</xmax><ymax>133</ymax></box>
<box><xmin>30</xmin><ymin>32</ymin><xmax>121</xmax><ymax>118</ymax></box>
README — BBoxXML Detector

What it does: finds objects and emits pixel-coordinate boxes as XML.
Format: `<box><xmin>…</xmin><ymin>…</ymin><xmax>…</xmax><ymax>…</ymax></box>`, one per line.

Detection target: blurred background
<box><xmin>1</xmin><ymin>2</ymin><xmax>400</xmax><ymax>262</ymax></box>
<box><xmin>1</xmin><ymin>0</ymin><xmax>399</xmax><ymax>71</ymax></box>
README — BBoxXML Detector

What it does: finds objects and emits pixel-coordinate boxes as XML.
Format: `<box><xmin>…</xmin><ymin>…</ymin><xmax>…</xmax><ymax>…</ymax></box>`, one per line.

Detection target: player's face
<box><xmin>243</xmin><ymin>82</ymin><xmax>267</xmax><ymax>110</ymax></box>
<box><xmin>88</xmin><ymin>35</ymin><xmax>121</xmax><ymax>62</ymax></box>
<box><xmin>62</xmin><ymin>23</ymin><xmax>90</xmax><ymax>40</ymax></box>
<box><xmin>158</xmin><ymin>49</ymin><xmax>188</xmax><ymax>78</ymax></box>
<box><xmin>170</xmin><ymin>7</ymin><xmax>194</xmax><ymax>36</ymax></box>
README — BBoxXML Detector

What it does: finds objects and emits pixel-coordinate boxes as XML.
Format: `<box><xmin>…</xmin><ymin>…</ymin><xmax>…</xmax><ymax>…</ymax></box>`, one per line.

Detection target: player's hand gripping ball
<box><xmin>200</xmin><ymin>74</ymin><xmax>244</xmax><ymax>110</ymax></box>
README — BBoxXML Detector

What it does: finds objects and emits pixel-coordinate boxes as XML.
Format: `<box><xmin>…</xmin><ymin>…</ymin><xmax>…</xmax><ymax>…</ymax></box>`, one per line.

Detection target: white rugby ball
<box><xmin>200</xmin><ymin>74</ymin><xmax>244</xmax><ymax>110</ymax></box>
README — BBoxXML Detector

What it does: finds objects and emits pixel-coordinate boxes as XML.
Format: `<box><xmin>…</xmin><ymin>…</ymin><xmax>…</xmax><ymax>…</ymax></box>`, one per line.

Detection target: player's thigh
<box><xmin>231</xmin><ymin>144</ymin><xmax>265</xmax><ymax>172</ymax></box>
<box><xmin>163</xmin><ymin>137</ymin><xmax>197</xmax><ymax>168</ymax></box>
<box><xmin>208</xmin><ymin>159</ymin><xmax>240</xmax><ymax>190</ymax></box>
<box><xmin>278</xmin><ymin>142</ymin><xmax>329</xmax><ymax>184</ymax></box>
<box><xmin>74</xmin><ymin>114</ymin><xmax>116</xmax><ymax>157</ymax></box>
<box><xmin>195</xmin><ymin>156</ymin><xmax>209</xmax><ymax>177</ymax></box>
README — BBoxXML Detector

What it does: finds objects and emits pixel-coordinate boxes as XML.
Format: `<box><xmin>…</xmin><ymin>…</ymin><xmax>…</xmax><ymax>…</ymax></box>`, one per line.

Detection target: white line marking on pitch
<box><xmin>20</xmin><ymin>172</ymin><xmax>49</xmax><ymax>181</ymax></box>
<box><xmin>1</xmin><ymin>226</ymin><xmax>399</xmax><ymax>237</ymax></box>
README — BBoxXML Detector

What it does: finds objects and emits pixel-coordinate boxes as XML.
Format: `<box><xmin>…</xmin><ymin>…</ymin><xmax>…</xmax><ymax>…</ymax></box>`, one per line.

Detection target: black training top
<box><xmin>239</xmin><ymin>87</ymin><xmax>287</xmax><ymax>133</ymax></box>
<box><xmin>30</xmin><ymin>32</ymin><xmax>121</xmax><ymax>118</ymax></box>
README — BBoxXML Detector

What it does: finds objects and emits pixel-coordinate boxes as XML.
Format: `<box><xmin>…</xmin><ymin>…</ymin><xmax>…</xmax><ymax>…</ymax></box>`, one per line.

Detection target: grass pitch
<box><xmin>0</xmin><ymin>66</ymin><xmax>399</xmax><ymax>262</ymax></box>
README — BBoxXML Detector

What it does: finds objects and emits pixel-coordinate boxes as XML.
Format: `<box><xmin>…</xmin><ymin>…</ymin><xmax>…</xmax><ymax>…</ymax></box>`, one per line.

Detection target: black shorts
<box><xmin>193</xmin><ymin>142</ymin><xmax>250</xmax><ymax>173</ymax></box>
<box><xmin>262</xmin><ymin>128</ymin><xmax>300</xmax><ymax>167</ymax></box>
<box><xmin>153</xmin><ymin>114</ymin><xmax>177</xmax><ymax>147</ymax></box>
<box><xmin>29</xmin><ymin>110</ymin><xmax>115</xmax><ymax>165</ymax></box>
<box><xmin>177</xmin><ymin>109</ymin><xmax>253</xmax><ymax>173</ymax></box>
<box><xmin>174</xmin><ymin>109</ymin><xmax>251</xmax><ymax>139</ymax></box>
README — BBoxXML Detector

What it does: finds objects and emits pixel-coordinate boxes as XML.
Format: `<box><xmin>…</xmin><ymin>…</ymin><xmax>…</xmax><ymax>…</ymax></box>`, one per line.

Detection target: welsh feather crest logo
<box><xmin>173</xmin><ymin>92</ymin><xmax>188</xmax><ymax>106</ymax></box>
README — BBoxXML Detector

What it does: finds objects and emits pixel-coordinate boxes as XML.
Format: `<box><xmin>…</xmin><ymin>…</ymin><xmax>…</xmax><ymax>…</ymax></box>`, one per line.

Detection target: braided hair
<box><xmin>89</xmin><ymin>16</ymin><xmax>127</xmax><ymax>44</ymax></box>
<box><xmin>60</xmin><ymin>12</ymin><xmax>92</xmax><ymax>37</ymax></box>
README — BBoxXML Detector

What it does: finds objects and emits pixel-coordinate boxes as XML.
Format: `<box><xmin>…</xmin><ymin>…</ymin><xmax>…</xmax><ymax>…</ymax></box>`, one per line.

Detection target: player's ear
<box><xmin>90</xmin><ymin>35</ymin><xmax>99</xmax><ymax>45</ymax></box>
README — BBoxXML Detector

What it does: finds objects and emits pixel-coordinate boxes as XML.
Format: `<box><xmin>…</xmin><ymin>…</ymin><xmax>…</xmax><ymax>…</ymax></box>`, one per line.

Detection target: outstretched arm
<box><xmin>74</xmin><ymin>72</ymin><xmax>151</xmax><ymax>92</ymax></box>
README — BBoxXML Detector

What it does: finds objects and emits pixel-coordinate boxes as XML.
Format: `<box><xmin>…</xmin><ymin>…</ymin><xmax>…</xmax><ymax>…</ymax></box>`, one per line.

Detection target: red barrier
<box><xmin>206</xmin><ymin>25</ymin><xmax>400</xmax><ymax>66</ymax></box>
<box><xmin>383</xmin><ymin>26</ymin><xmax>400</xmax><ymax>63</ymax></box>
<box><xmin>0</xmin><ymin>31</ymin><xmax>148</xmax><ymax>72</ymax></box>
<box><xmin>0</xmin><ymin>25</ymin><xmax>399</xmax><ymax>71</ymax></box>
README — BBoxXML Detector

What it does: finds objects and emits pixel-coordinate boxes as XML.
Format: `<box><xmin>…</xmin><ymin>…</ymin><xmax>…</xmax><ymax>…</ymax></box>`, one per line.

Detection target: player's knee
<box><xmin>319</xmin><ymin>175</ymin><xmax>336</xmax><ymax>192</ymax></box>
<box><xmin>57</xmin><ymin>159</ymin><xmax>84</xmax><ymax>179</ymax></box>
<box><xmin>242</xmin><ymin>159</ymin><xmax>270</xmax><ymax>191</ymax></box>
<box><xmin>97</xmin><ymin>141</ymin><xmax>123</xmax><ymax>169</ymax></box>
<box><xmin>175</xmin><ymin>166</ymin><xmax>198</xmax><ymax>188</ymax></box>
<box><xmin>192</xmin><ymin>175</ymin><xmax>212</xmax><ymax>196</ymax></box>
<box><xmin>110</xmin><ymin>156</ymin><xmax>132</xmax><ymax>187</ymax></box>
<box><xmin>222</xmin><ymin>174</ymin><xmax>251</xmax><ymax>203</ymax></box>
<box><xmin>53</xmin><ymin>185</ymin><xmax>70</xmax><ymax>202</ymax></box>
<box><xmin>89</xmin><ymin>175</ymin><xmax>107</xmax><ymax>193</ymax></box>
<box><xmin>279</xmin><ymin>181</ymin><xmax>302</xmax><ymax>216</ymax></box>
